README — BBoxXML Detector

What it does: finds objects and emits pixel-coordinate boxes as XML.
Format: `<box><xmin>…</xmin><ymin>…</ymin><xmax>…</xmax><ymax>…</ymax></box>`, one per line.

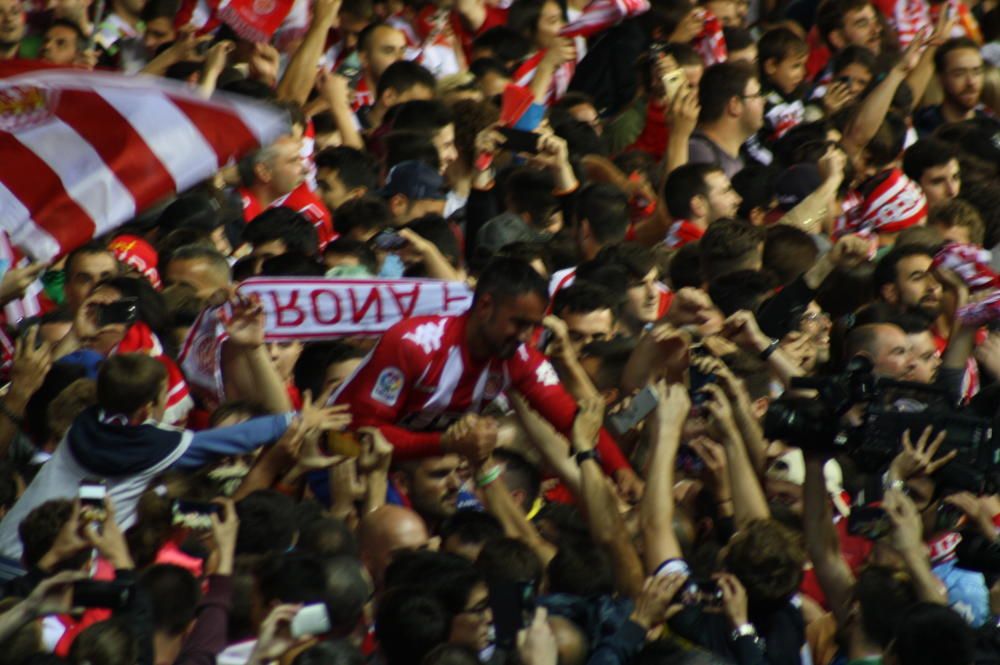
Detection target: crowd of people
<box><xmin>1</xmin><ymin>0</ymin><xmax>1000</xmax><ymax>662</ymax></box>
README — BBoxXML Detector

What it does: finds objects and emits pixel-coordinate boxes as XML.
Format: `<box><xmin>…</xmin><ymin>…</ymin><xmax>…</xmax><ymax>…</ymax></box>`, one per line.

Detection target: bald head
<box><xmin>845</xmin><ymin>322</ymin><xmax>913</xmax><ymax>380</ymax></box>
<box><xmin>359</xmin><ymin>505</ymin><xmax>429</xmax><ymax>588</ymax></box>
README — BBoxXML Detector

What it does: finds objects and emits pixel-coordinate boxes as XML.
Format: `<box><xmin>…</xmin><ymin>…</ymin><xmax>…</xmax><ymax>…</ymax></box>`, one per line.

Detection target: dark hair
<box><xmin>892</xmin><ymin>602</ymin><xmax>975</xmax><ymax>665</ymax></box>
<box><xmin>553</xmin><ymin>280</ymin><xmax>621</xmax><ymax>319</ymax></box>
<box><xmin>235</xmin><ymin>490</ymin><xmax>298</xmax><ymax>555</ymax></box>
<box><xmin>452</xmin><ymin>99</ymin><xmax>501</xmax><ymax>171</ymax></box>
<box><xmin>501</xmin><ymin>167</ymin><xmax>558</xmax><ymax>226</ymax></box>
<box><xmin>576</xmin><ymin>183</ymin><xmax>629</xmax><ymax>244</ymax></box>
<box><xmin>167</xmin><ymin>244</ymin><xmax>231</xmax><ymax>282</ymax></box>
<box><xmin>257</xmin><ymin>552</ymin><xmax>333</xmax><ymax>605</ymax></box>
<box><xmin>699</xmin><ymin>218</ymin><xmax>765</xmax><ymax>282</ymax></box>
<box><xmin>19</xmin><ymin>499</ymin><xmax>80</xmax><ymax>569</ymax></box>
<box><xmin>69</xmin><ymin>618</ymin><xmax>138</xmax><ymax>665</ymax></box>
<box><xmin>422</xmin><ymin>644</ymin><xmax>480</xmax><ymax>665</ymax></box>
<box><xmin>375</xmin><ymin>588</ymin><xmax>450</xmax><ymax>665</ymax></box>
<box><xmin>391</xmin><ymin>99</ymin><xmax>454</xmax><ymax>135</ymax></box>
<box><xmin>928</xmin><ymin>198</ymin><xmax>984</xmax><ymax>245</ymax></box>
<box><xmin>723</xmin><ymin>519</ymin><xmax>804</xmax><ymax>603</ymax></box>
<box><xmin>0</xmin><ymin>461</ymin><xmax>18</xmax><ymax>512</ymax></box>
<box><xmin>469</xmin><ymin>56</ymin><xmax>512</xmax><ymax>79</ymax></box>
<box><xmin>472</xmin><ymin>27</ymin><xmax>531</xmax><ymax>64</ymax></box>
<box><xmin>757</xmin><ymin>27</ymin><xmax>808</xmax><ymax>75</ymax></box>
<box><xmin>383</xmin><ymin>130</ymin><xmax>441</xmax><ymax>172</ymax></box>
<box><xmin>732</xmin><ymin>165</ymin><xmax>777</xmax><ymax>220</ymax></box>
<box><xmin>506</xmin><ymin>0</ymin><xmax>563</xmax><ymax>43</ymax></box>
<box><xmin>865</xmin><ymin>112</ymin><xmax>907</xmax><ymax>169</ymax></box>
<box><xmin>320</xmin><ymin>555</ymin><xmax>372</xmax><ymax>632</ymax></box>
<box><xmin>580</xmin><ymin>336</ymin><xmax>637</xmax><ymax>392</ymax></box>
<box><xmin>872</xmin><ymin>243</ymin><xmax>935</xmax><ymax>296</ymax></box>
<box><xmin>473</xmin><ymin>257</ymin><xmax>550</xmax><ymax>306</ymax></box>
<box><xmin>293</xmin><ymin>641</ymin><xmax>365</xmax><ymax>665</ymax></box>
<box><xmin>324</xmin><ymin>237</ymin><xmax>378</xmax><ymax>273</ymax></box>
<box><xmin>260</xmin><ymin>252</ymin><xmax>325</xmax><ymax>277</ymax></box>
<box><xmin>831</xmin><ymin>44</ymin><xmax>877</xmax><ymax>75</ymax></box>
<box><xmin>65</xmin><ymin>241</ymin><xmax>117</xmax><ymax>282</ymax></box>
<box><xmin>816</xmin><ymin>0</ymin><xmax>874</xmax><ymax>44</ymax></box>
<box><xmin>46</xmin><ymin>17</ymin><xmax>86</xmax><ymax>51</ymax></box>
<box><xmin>902</xmin><ymin>139</ymin><xmax>959</xmax><ymax>182</ymax></box>
<box><xmin>440</xmin><ymin>510</ymin><xmax>504</xmax><ymax>550</ymax></box>
<box><xmin>333</xmin><ymin>195</ymin><xmax>393</xmax><ymax>238</ymax></box>
<box><xmin>707</xmin><ymin>270</ymin><xmax>777</xmax><ymax>316</ymax></box>
<box><xmin>698</xmin><ymin>61</ymin><xmax>756</xmax><ymax>124</ymax></box>
<box><xmin>664</xmin><ymin>163</ymin><xmax>721</xmax><ymax>219</ymax></box>
<box><xmin>668</xmin><ymin>242</ymin><xmax>704</xmax><ymax>289</ymax></box>
<box><xmin>548</xmin><ymin>533</ymin><xmax>615</xmax><ymax>597</ymax></box>
<box><xmin>293</xmin><ymin>341</ymin><xmax>367</xmax><ymax>397</ymax></box>
<box><xmin>476</xmin><ymin>536</ymin><xmax>544</xmax><ymax>587</ymax></box>
<box><xmin>721</xmin><ymin>350</ymin><xmax>771</xmax><ymax>400</ymax></box>
<box><xmin>850</xmin><ymin>565</ymin><xmax>919</xmax><ymax>647</ymax></box>
<box><xmin>377</xmin><ymin>60</ymin><xmax>436</xmax><ymax>98</ymax></box>
<box><xmin>243</xmin><ymin>208</ymin><xmax>319</xmax><ymax>256</ymax></box>
<box><xmin>97</xmin><ymin>275</ymin><xmax>176</xmax><ymax>356</ymax></box>
<box><xmin>316</xmin><ymin>146</ymin><xmax>379</xmax><ymax>193</ymax></box>
<box><xmin>722</xmin><ymin>26</ymin><xmax>754</xmax><ymax>52</ymax></box>
<box><xmin>407</xmin><ymin>215</ymin><xmax>461</xmax><ymax>270</ymax></box>
<box><xmin>763</xmin><ymin>225</ymin><xmax>819</xmax><ymax>284</ymax></box>
<box><xmin>384</xmin><ymin>551</ymin><xmax>486</xmax><ymax>616</ymax></box>
<box><xmin>140</xmin><ymin>564</ymin><xmax>201</xmax><ymax>636</ymax></box>
<box><xmin>141</xmin><ymin>0</ymin><xmax>180</xmax><ymax>21</ymax></box>
<box><xmin>493</xmin><ymin>448</ymin><xmax>542</xmax><ymax>507</ymax></box>
<box><xmin>591</xmin><ymin>242</ymin><xmax>656</xmax><ymax>282</ymax></box>
<box><xmin>97</xmin><ymin>353</ymin><xmax>168</xmax><ymax>416</ymax></box>
<box><xmin>933</xmin><ymin>36</ymin><xmax>981</xmax><ymax>73</ymax></box>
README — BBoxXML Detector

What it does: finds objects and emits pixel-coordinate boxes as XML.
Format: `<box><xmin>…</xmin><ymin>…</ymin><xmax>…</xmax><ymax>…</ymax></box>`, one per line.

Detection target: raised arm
<box><xmin>277</xmin><ymin>0</ymin><xmax>342</xmax><ymax>105</ymax></box>
<box><xmin>803</xmin><ymin>457</ymin><xmax>856</xmax><ymax>625</ymax></box>
<box><xmin>220</xmin><ymin>295</ymin><xmax>295</xmax><ymax>414</ymax></box>
<box><xmin>639</xmin><ymin>382</ymin><xmax>690</xmax><ymax>573</ymax></box>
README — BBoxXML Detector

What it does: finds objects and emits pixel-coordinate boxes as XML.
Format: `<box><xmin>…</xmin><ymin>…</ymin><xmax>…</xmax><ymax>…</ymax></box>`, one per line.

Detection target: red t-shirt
<box><xmin>240</xmin><ymin>183</ymin><xmax>336</xmax><ymax>250</ymax></box>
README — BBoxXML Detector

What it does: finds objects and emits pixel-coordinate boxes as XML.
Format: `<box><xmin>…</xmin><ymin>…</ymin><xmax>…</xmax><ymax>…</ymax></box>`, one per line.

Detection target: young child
<box><xmin>757</xmin><ymin>27</ymin><xmax>811</xmax><ymax>145</ymax></box>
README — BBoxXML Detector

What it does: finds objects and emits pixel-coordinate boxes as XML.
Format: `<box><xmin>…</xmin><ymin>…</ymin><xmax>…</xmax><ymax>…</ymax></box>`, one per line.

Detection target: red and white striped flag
<box><xmin>0</xmin><ymin>62</ymin><xmax>289</xmax><ymax>261</ymax></box>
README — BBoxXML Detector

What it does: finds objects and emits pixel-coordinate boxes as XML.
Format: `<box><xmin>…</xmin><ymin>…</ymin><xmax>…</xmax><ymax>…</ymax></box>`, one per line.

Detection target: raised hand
<box><xmin>572</xmin><ymin>393</ymin><xmax>605</xmax><ymax>451</ymax></box>
<box><xmin>629</xmin><ymin>573</ymin><xmax>688</xmax><ymax>629</ymax></box>
<box><xmin>219</xmin><ymin>294</ymin><xmax>266</xmax><ymax>349</ymax></box>
<box><xmin>821</xmin><ymin>79</ymin><xmax>853</xmax><ymax>115</ymax></box>
<box><xmin>10</xmin><ymin>326</ymin><xmax>54</xmax><ymax>400</ymax></box>
<box><xmin>0</xmin><ymin>261</ymin><xmax>47</xmax><ymax>304</ymax></box>
<box><xmin>889</xmin><ymin>426</ymin><xmax>956</xmax><ymax>480</ymax></box>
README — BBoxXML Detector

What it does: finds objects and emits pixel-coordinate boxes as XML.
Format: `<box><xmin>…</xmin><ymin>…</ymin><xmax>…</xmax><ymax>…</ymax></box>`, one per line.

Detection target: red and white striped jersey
<box><xmin>333</xmin><ymin>313</ymin><xmax>630</xmax><ymax>474</ymax></box>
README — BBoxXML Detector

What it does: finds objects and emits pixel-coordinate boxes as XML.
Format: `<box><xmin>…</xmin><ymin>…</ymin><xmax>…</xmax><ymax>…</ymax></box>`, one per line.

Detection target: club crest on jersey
<box><xmin>483</xmin><ymin>373</ymin><xmax>503</xmax><ymax>400</ymax></box>
<box><xmin>372</xmin><ymin>367</ymin><xmax>404</xmax><ymax>406</ymax></box>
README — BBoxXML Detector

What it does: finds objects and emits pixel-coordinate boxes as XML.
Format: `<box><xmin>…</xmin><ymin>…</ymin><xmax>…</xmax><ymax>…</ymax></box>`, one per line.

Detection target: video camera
<box><xmin>764</xmin><ymin>357</ymin><xmax>999</xmax><ymax>488</ymax></box>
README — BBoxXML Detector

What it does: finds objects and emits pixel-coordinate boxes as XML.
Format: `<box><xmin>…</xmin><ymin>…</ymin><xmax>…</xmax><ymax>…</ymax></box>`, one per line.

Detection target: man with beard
<box><xmin>914</xmin><ymin>38</ymin><xmax>988</xmax><ymax>136</ymax></box>
<box><xmin>874</xmin><ymin>245</ymin><xmax>945</xmax><ymax>339</ymax></box>
<box><xmin>332</xmin><ymin>257</ymin><xmax>640</xmax><ymax>497</ymax></box>
<box><xmin>391</xmin><ymin>455</ymin><xmax>463</xmax><ymax>530</ymax></box>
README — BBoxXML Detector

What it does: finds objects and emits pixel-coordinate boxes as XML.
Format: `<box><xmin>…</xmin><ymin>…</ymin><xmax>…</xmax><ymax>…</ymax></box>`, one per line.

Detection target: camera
<box><xmin>764</xmin><ymin>357</ymin><xmax>998</xmax><ymax>485</ymax></box>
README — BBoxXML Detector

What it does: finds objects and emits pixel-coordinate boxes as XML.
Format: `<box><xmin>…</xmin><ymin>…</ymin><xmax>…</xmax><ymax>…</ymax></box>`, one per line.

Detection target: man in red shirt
<box><xmin>333</xmin><ymin>257</ymin><xmax>641</xmax><ymax>497</ymax></box>
<box><xmin>239</xmin><ymin>135</ymin><xmax>335</xmax><ymax>249</ymax></box>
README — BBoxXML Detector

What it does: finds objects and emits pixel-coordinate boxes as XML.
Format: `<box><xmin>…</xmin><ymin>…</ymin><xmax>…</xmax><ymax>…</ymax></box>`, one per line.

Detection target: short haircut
<box><xmin>476</xmin><ymin>537</ymin><xmax>543</xmax><ymax>586</ymax></box>
<box><xmin>928</xmin><ymin>198</ymin><xmax>985</xmax><ymax>245</ymax></box>
<box><xmin>244</xmin><ymin>207</ymin><xmax>319</xmax><ymax>256</ymax></box>
<box><xmin>407</xmin><ymin>214</ymin><xmax>461</xmax><ymax>269</ymax></box>
<box><xmin>167</xmin><ymin>244</ymin><xmax>231</xmax><ymax>280</ymax></box>
<box><xmin>757</xmin><ymin>27</ymin><xmax>808</xmax><ymax>72</ymax></box>
<box><xmin>324</xmin><ymin>237</ymin><xmax>378</xmax><ymax>274</ymax></box>
<box><xmin>698</xmin><ymin>60</ymin><xmax>756</xmax><ymax>124</ymax></box>
<box><xmin>293</xmin><ymin>341</ymin><xmax>368</xmax><ymax>397</ymax></box>
<box><xmin>97</xmin><ymin>353</ymin><xmax>168</xmax><ymax>416</ymax></box>
<box><xmin>47</xmin><ymin>18</ymin><xmax>86</xmax><ymax>51</ymax></box>
<box><xmin>720</xmin><ymin>350</ymin><xmax>771</xmax><ymax>400</ymax></box>
<box><xmin>333</xmin><ymin>194</ymin><xmax>392</xmax><ymax>237</ymax></box>
<box><xmin>472</xmin><ymin>27</ymin><xmax>531</xmax><ymax>64</ymax></box>
<box><xmin>261</xmin><ymin>252</ymin><xmax>325</xmax><ymax>277</ymax></box>
<box><xmin>142</xmin><ymin>0</ymin><xmax>179</xmax><ymax>20</ymax></box>
<box><xmin>553</xmin><ymin>280</ymin><xmax>621</xmax><ymax>319</ymax></box>
<box><xmin>872</xmin><ymin>243</ymin><xmax>935</xmax><ymax>295</ymax></box>
<box><xmin>732</xmin><ymin>165</ymin><xmax>777</xmax><ymax>219</ymax></box>
<box><xmin>375</xmin><ymin>588</ymin><xmax>450</xmax><ymax>665</ymax></box>
<box><xmin>297</xmin><ymin>517</ymin><xmax>359</xmax><ymax>558</ymax></box>
<box><xmin>473</xmin><ymin>257</ymin><xmax>549</xmax><ymax>306</ymax></box>
<box><xmin>722</xmin><ymin>26</ymin><xmax>755</xmax><ymax>52</ymax></box>
<box><xmin>19</xmin><ymin>499</ymin><xmax>77</xmax><ymax>569</ymax></box>
<box><xmin>383</xmin><ymin>130</ymin><xmax>441</xmax><ymax>172</ymax></box>
<box><xmin>235</xmin><ymin>490</ymin><xmax>298</xmax><ymax>555</ymax></box>
<box><xmin>763</xmin><ymin>225</ymin><xmax>819</xmax><ymax>284</ymax></box>
<box><xmin>699</xmin><ymin>218</ymin><xmax>765</xmax><ymax>281</ymax></box>
<box><xmin>493</xmin><ymin>448</ymin><xmax>542</xmax><ymax>506</ymax></box>
<box><xmin>579</xmin><ymin>336</ymin><xmax>637</xmax><ymax>392</ymax></box>
<box><xmin>590</xmin><ymin>242</ymin><xmax>657</xmax><ymax>282</ymax></box>
<box><xmin>376</xmin><ymin>60</ymin><xmax>436</xmax><ymax>99</ymax></box>
<box><xmin>723</xmin><ymin>519</ymin><xmax>804</xmax><ymax>603</ymax></box>
<box><xmin>892</xmin><ymin>602</ymin><xmax>975</xmax><ymax>665</ymax></box>
<box><xmin>469</xmin><ymin>56</ymin><xmax>511</xmax><ymax>79</ymax></box>
<box><xmin>315</xmin><ymin>146</ymin><xmax>379</xmax><ymax>193</ymax></box>
<box><xmin>140</xmin><ymin>564</ymin><xmax>201</xmax><ymax>636</ymax></box>
<box><xmin>576</xmin><ymin>183</ymin><xmax>629</xmax><ymax>244</ymax></box>
<box><xmin>341</xmin><ymin>0</ymin><xmax>373</xmax><ymax>19</ymax></box>
<box><xmin>293</xmin><ymin>642</ymin><xmax>365</xmax><ymax>665</ymax></box>
<box><xmin>864</xmin><ymin>112</ymin><xmax>908</xmax><ymax>169</ymax></box>
<box><xmin>664</xmin><ymin>163</ymin><xmax>722</xmax><ymax>219</ymax></box>
<box><xmin>390</xmin><ymin>99</ymin><xmax>454</xmax><ymax>135</ymax></box>
<box><xmin>504</xmin><ymin>167</ymin><xmax>557</xmax><ymax>222</ymax></box>
<box><xmin>707</xmin><ymin>269</ymin><xmax>777</xmax><ymax>316</ymax></box>
<box><xmin>933</xmin><ymin>36</ymin><xmax>981</xmax><ymax>73</ymax></box>
<box><xmin>65</xmin><ymin>241</ymin><xmax>116</xmax><ymax>280</ymax></box>
<box><xmin>440</xmin><ymin>510</ymin><xmax>504</xmax><ymax>549</ymax></box>
<box><xmin>668</xmin><ymin>242</ymin><xmax>704</xmax><ymax>289</ymax></box>
<box><xmin>358</xmin><ymin>22</ymin><xmax>399</xmax><ymax>53</ymax></box>
<box><xmin>816</xmin><ymin>0</ymin><xmax>874</xmax><ymax>44</ymax></box>
<box><xmin>902</xmin><ymin>139</ymin><xmax>959</xmax><ymax>182</ymax></box>
<box><xmin>69</xmin><ymin>618</ymin><xmax>138</xmax><ymax>665</ymax></box>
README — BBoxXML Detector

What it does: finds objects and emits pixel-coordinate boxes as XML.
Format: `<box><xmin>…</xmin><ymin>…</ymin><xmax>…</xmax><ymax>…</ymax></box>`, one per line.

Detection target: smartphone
<box><xmin>291</xmin><ymin>603</ymin><xmax>332</xmax><ymax>638</ymax></box>
<box><xmin>171</xmin><ymin>499</ymin><xmax>221</xmax><ymax>530</ymax></box>
<box><xmin>662</xmin><ymin>68</ymin><xmax>686</xmax><ymax>103</ymax></box>
<box><xmin>79</xmin><ymin>480</ymin><xmax>107</xmax><ymax>523</ymax></box>
<box><xmin>73</xmin><ymin>580</ymin><xmax>133</xmax><ymax>609</ymax></box>
<box><xmin>488</xmin><ymin>580</ymin><xmax>536</xmax><ymax>648</ymax></box>
<box><xmin>496</xmin><ymin>127</ymin><xmax>541</xmax><ymax>154</ymax></box>
<box><xmin>325</xmin><ymin>431</ymin><xmax>361</xmax><ymax>458</ymax></box>
<box><xmin>607</xmin><ymin>385</ymin><xmax>659</xmax><ymax>437</ymax></box>
<box><xmin>96</xmin><ymin>297</ymin><xmax>138</xmax><ymax>327</ymax></box>
<box><xmin>847</xmin><ymin>504</ymin><xmax>891</xmax><ymax>540</ymax></box>
<box><xmin>681</xmin><ymin>578</ymin><xmax>723</xmax><ymax>606</ymax></box>
<box><xmin>371</xmin><ymin>229</ymin><xmax>408</xmax><ymax>251</ymax></box>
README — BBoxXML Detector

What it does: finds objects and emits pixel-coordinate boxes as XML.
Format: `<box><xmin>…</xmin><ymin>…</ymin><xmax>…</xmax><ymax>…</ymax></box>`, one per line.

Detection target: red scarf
<box><xmin>215</xmin><ymin>0</ymin><xmax>296</xmax><ymax>41</ymax></box>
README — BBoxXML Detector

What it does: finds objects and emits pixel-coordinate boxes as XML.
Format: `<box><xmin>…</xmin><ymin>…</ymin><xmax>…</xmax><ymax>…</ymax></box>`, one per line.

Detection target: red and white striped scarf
<box><xmin>692</xmin><ymin>9</ymin><xmax>727</xmax><ymax>66</ymax></box>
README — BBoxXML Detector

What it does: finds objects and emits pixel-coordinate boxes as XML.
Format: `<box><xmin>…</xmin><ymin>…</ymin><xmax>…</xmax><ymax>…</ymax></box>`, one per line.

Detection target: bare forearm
<box><xmin>481</xmin><ymin>478</ymin><xmax>557</xmax><ymax>565</ymax></box>
<box><xmin>278</xmin><ymin>17</ymin><xmax>336</xmax><ymax>104</ymax></box>
<box><xmin>243</xmin><ymin>345</ymin><xmax>294</xmax><ymax>413</ymax></box>
<box><xmin>842</xmin><ymin>69</ymin><xmax>904</xmax><ymax>156</ymax></box>
<box><xmin>580</xmin><ymin>460</ymin><xmax>645</xmax><ymax>597</ymax></box>
<box><xmin>901</xmin><ymin>547</ymin><xmax>948</xmax><ymax>604</ymax></box>
<box><xmin>720</xmin><ymin>424</ymin><xmax>769</xmax><ymax>527</ymax></box>
<box><xmin>803</xmin><ymin>459</ymin><xmax>855</xmax><ymax>623</ymax></box>
<box><xmin>639</xmin><ymin>420</ymin><xmax>682</xmax><ymax>571</ymax></box>
<box><xmin>232</xmin><ymin>444</ymin><xmax>293</xmax><ymax>501</ymax></box>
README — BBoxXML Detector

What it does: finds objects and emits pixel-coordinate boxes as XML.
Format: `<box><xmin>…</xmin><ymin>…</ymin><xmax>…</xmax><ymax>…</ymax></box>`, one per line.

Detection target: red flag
<box><xmin>0</xmin><ymin>62</ymin><xmax>289</xmax><ymax>261</ymax></box>
<box><xmin>215</xmin><ymin>0</ymin><xmax>296</xmax><ymax>41</ymax></box>
<box><xmin>500</xmin><ymin>83</ymin><xmax>535</xmax><ymax>127</ymax></box>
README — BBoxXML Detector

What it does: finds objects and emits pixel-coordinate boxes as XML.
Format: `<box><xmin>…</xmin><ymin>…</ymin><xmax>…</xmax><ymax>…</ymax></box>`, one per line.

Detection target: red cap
<box><xmin>108</xmin><ymin>234</ymin><xmax>161</xmax><ymax>289</ymax></box>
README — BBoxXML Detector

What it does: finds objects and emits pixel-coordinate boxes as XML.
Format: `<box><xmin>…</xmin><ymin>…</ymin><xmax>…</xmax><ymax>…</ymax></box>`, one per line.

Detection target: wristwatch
<box><xmin>574</xmin><ymin>449</ymin><xmax>600</xmax><ymax>466</ymax></box>
<box><xmin>758</xmin><ymin>338</ymin><xmax>780</xmax><ymax>361</ymax></box>
<box><xmin>731</xmin><ymin>623</ymin><xmax>759</xmax><ymax>642</ymax></box>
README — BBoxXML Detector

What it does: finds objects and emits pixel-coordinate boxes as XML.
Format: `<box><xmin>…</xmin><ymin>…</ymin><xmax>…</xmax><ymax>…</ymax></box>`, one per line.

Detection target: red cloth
<box><xmin>108</xmin><ymin>234</ymin><xmax>161</xmax><ymax>289</ymax></box>
<box><xmin>215</xmin><ymin>0</ymin><xmax>296</xmax><ymax>41</ymax></box>
<box><xmin>332</xmin><ymin>313</ymin><xmax>631</xmax><ymax>475</ymax></box>
<box><xmin>664</xmin><ymin>220</ymin><xmax>705</xmax><ymax>249</ymax></box>
<box><xmin>239</xmin><ymin>183</ymin><xmax>336</xmax><ymax>250</ymax></box>
<box><xmin>628</xmin><ymin>97</ymin><xmax>669</xmax><ymax>159</ymax></box>
<box><xmin>805</xmin><ymin>28</ymin><xmax>831</xmax><ymax>79</ymax></box>
<box><xmin>448</xmin><ymin>5</ymin><xmax>509</xmax><ymax>61</ymax></box>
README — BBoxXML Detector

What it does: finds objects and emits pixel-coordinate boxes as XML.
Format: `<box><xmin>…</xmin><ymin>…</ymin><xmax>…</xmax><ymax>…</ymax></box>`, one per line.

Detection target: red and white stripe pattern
<box><xmin>0</xmin><ymin>62</ymin><xmax>289</xmax><ymax>261</ymax></box>
<box><xmin>874</xmin><ymin>0</ymin><xmax>930</xmax><ymax>49</ymax></box>
<box><xmin>559</xmin><ymin>0</ymin><xmax>649</xmax><ymax>40</ymax></box>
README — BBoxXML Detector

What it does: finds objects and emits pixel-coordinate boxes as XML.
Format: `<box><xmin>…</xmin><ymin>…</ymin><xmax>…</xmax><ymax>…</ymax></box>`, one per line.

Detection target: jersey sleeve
<box><xmin>332</xmin><ymin>325</ymin><xmax>443</xmax><ymax>459</ymax></box>
<box><xmin>510</xmin><ymin>347</ymin><xmax>632</xmax><ymax>475</ymax></box>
